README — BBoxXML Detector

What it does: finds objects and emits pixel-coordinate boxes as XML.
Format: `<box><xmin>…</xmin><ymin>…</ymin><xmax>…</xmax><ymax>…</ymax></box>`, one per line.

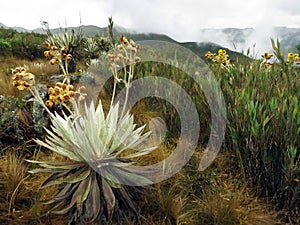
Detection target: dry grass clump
<box><xmin>177</xmin><ymin>151</ymin><xmax>282</xmax><ymax>225</ymax></box>
<box><xmin>0</xmin><ymin>73</ymin><xmax>19</xmax><ymax>96</ymax></box>
<box><xmin>133</xmin><ymin>150</ymin><xmax>283</xmax><ymax>225</ymax></box>
<box><xmin>26</xmin><ymin>60</ymin><xmax>60</xmax><ymax>79</ymax></box>
<box><xmin>0</xmin><ymin>147</ymin><xmax>68</xmax><ymax>224</ymax></box>
<box><xmin>188</xmin><ymin>181</ymin><xmax>281</xmax><ymax>225</ymax></box>
<box><xmin>138</xmin><ymin>179</ymin><xmax>189</xmax><ymax>225</ymax></box>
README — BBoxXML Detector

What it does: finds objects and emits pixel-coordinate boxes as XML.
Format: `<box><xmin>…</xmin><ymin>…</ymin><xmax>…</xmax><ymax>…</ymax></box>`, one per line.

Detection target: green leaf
<box><xmin>102</xmin><ymin>177</ymin><xmax>115</xmax><ymax>220</ymax></box>
<box><xmin>44</xmin><ymin>183</ymin><xmax>76</xmax><ymax>204</ymax></box>
<box><xmin>262</xmin><ymin>115</ymin><xmax>272</xmax><ymax>128</ymax></box>
<box><xmin>75</xmin><ymin>173</ymin><xmax>92</xmax><ymax>212</ymax></box>
<box><xmin>292</xmin><ymin>107</ymin><xmax>298</xmax><ymax>118</ymax></box>
<box><xmin>85</xmin><ymin>173</ymin><xmax>101</xmax><ymax>222</ymax></box>
<box><xmin>28</xmin><ymin>168</ymin><xmax>61</xmax><ymax>174</ymax></box>
<box><xmin>40</xmin><ymin>166</ymin><xmax>90</xmax><ymax>188</ymax></box>
<box><xmin>289</xmin><ymin>146</ymin><xmax>297</xmax><ymax>159</ymax></box>
<box><xmin>27</xmin><ymin>160</ymin><xmax>84</xmax><ymax>170</ymax></box>
<box><xmin>40</xmin><ymin>171</ymin><xmax>70</xmax><ymax>188</ymax></box>
<box><xmin>35</xmin><ymin>138</ymin><xmax>81</xmax><ymax>162</ymax></box>
<box><xmin>52</xmin><ymin>195</ymin><xmax>77</xmax><ymax>215</ymax></box>
<box><xmin>62</xmin><ymin>167</ymin><xmax>91</xmax><ymax>184</ymax></box>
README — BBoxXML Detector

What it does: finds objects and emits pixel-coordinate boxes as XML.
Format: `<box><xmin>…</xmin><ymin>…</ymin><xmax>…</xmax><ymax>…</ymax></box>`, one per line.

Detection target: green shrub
<box><xmin>215</xmin><ymin>57</ymin><xmax>300</xmax><ymax>219</ymax></box>
<box><xmin>0</xmin><ymin>38</ymin><xmax>11</xmax><ymax>56</ymax></box>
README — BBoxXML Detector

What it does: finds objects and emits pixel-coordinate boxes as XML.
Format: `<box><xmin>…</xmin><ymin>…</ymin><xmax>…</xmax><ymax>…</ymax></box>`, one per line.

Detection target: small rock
<box><xmin>49</xmin><ymin>73</ymin><xmax>95</xmax><ymax>85</ymax></box>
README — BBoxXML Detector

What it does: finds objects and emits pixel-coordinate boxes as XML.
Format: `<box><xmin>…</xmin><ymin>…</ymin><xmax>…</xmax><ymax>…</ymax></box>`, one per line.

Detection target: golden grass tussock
<box><xmin>0</xmin><ymin>148</ymin><xmax>68</xmax><ymax>224</ymax></box>
<box><xmin>188</xmin><ymin>181</ymin><xmax>281</xmax><ymax>225</ymax></box>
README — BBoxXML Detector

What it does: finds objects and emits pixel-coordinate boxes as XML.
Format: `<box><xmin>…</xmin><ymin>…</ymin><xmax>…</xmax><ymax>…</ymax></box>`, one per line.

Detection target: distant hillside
<box><xmin>0</xmin><ymin>23</ymin><xmax>246</xmax><ymax>61</ymax></box>
<box><xmin>3</xmin><ymin>22</ymin><xmax>299</xmax><ymax>60</ymax></box>
<box><xmin>196</xmin><ymin>27</ymin><xmax>300</xmax><ymax>53</ymax></box>
<box><xmin>0</xmin><ymin>22</ymin><xmax>30</xmax><ymax>33</ymax></box>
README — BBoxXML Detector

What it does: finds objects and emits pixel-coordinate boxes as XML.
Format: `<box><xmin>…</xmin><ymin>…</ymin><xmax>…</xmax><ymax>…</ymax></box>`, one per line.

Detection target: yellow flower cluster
<box><xmin>261</xmin><ymin>52</ymin><xmax>273</xmax><ymax>60</ymax></box>
<box><xmin>44</xmin><ymin>43</ymin><xmax>72</xmax><ymax>65</ymax></box>
<box><xmin>107</xmin><ymin>36</ymin><xmax>141</xmax><ymax>72</ymax></box>
<box><xmin>204</xmin><ymin>51</ymin><xmax>215</xmax><ymax>60</ymax></box>
<box><xmin>260</xmin><ymin>52</ymin><xmax>274</xmax><ymax>68</ymax></box>
<box><xmin>11</xmin><ymin>66</ymin><xmax>35</xmax><ymax>91</ymax></box>
<box><xmin>45</xmin><ymin>82</ymin><xmax>76</xmax><ymax>108</ymax></box>
<box><xmin>205</xmin><ymin>49</ymin><xmax>230</xmax><ymax>65</ymax></box>
<box><xmin>286</xmin><ymin>52</ymin><xmax>300</xmax><ymax>64</ymax></box>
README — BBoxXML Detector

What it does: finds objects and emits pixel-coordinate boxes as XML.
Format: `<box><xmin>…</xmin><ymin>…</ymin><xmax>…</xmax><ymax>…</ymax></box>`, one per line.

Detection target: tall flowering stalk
<box><xmin>107</xmin><ymin>35</ymin><xmax>141</xmax><ymax>117</ymax></box>
<box><xmin>44</xmin><ymin>43</ymin><xmax>72</xmax><ymax>84</ymax></box>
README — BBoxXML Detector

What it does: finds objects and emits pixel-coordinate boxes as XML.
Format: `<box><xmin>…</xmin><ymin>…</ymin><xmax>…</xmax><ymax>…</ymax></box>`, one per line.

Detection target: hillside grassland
<box><xmin>0</xmin><ymin>24</ymin><xmax>299</xmax><ymax>225</ymax></box>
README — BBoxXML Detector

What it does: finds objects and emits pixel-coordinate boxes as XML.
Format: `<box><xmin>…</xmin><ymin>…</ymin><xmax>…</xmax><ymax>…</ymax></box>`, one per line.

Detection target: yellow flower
<box><xmin>48</xmin><ymin>87</ymin><xmax>54</xmax><ymax>95</ymax></box>
<box><xmin>66</xmin><ymin>84</ymin><xmax>74</xmax><ymax>91</ymax></box>
<box><xmin>49</xmin><ymin>95</ymin><xmax>57</xmax><ymax>102</ymax></box>
<box><xmin>288</xmin><ymin>53</ymin><xmax>294</xmax><ymax>59</ymax></box>
<box><xmin>17</xmin><ymin>85</ymin><xmax>26</xmax><ymax>91</ymax></box>
<box><xmin>12</xmin><ymin>80</ymin><xmax>18</xmax><ymax>86</ymax></box>
<box><xmin>216</xmin><ymin>54</ymin><xmax>222</xmax><ymax>60</ymax></box>
<box><xmin>261</xmin><ymin>52</ymin><xmax>273</xmax><ymax>60</ymax></box>
<box><xmin>120</xmin><ymin>35</ymin><xmax>128</xmax><ymax>44</ymax></box>
<box><xmin>266</xmin><ymin>54</ymin><xmax>273</xmax><ymax>60</ymax></box>
<box><xmin>66</xmin><ymin>54</ymin><xmax>72</xmax><ymax>62</ymax></box>
<box><xmin>61</xmin><ymin>46</ymin><xmax>67</xmax><ymax>54</ymax></box>
<box><xmin>60</xmin><ymin>83</ymin><xmax>67</xmax><ymax>90</ymax></box>
<box><xmin>50</xmin><ymin>58</ymin><xmax>58</xmax><ymax>65</ymax></box>
<box><xmin>205</xmin><ymin>51</ymin><xmax>213</xmax><ymax>59</ymax></box>
<box><xmin>68</xmin><ymin>91</ymin><xmax>76</xmax><ymax>98</ymax></box>
<box><xmin>62</xmin><ymin>94</ymin><xmax>70</xmax><ymax>102</ymax></box>
<box><xmin>51</xmin><ymin>45</ymin><xmax>58</xmax><ymax>51</ymax></box>
<box><xmin>45</xmin><ymin>42</ymin><xmax>53</xmax><ymax>50</ymax></box>
<box><xmin>218</xmin><ymin>49</ymin><xmax>226</xmax><ymax>55</ymax></box>
<box><xmin>45</xmin><ymin>100</ymin><xmax>54</xmax><ymax>108</ymax></box>
<box><xmin>261</xmin><ymin>52</ymin><xmax>268</xmax><ymax>58</ymax></box>
<box><xmin>44</xmin><ymin>51</ymin><xmax>52</xmax><ymax>58</ymax></box>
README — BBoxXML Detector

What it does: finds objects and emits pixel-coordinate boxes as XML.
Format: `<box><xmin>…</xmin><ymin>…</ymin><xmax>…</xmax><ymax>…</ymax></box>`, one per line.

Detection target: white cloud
<box><xmin>0</xmin><ymin>0</ymin><xmax>299</xmax><ymax>46</ymax></box>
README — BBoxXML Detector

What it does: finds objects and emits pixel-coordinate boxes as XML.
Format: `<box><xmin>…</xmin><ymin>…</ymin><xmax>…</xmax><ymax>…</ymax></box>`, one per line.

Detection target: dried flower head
<box><xmin>46</xmin><ymin>82</ymin><xmax>86</xmax><ymax>108</ymax></box>
<box><xmin>11</xmin><ymin>66</ymin><xmax>35</xmax><ymax>91</ymax></box>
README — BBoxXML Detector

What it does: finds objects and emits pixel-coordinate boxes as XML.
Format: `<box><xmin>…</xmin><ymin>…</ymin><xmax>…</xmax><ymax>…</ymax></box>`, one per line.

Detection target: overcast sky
<box><xmin>1</xmin><ymin>0</ymin><xmax>300</xmax><ymax>45</ymax></box>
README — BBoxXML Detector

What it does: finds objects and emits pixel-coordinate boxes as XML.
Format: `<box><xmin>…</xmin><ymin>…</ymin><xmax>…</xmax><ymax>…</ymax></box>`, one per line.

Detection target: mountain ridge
<box><xmin>1</xmin><ymin>22</ymin><xmax>299</xmax><ymax>59</ymax></box>
<box><xmin>1</xmin><ymin>22</ymin><xmax>299</xmax><ymax>51</ymax></box>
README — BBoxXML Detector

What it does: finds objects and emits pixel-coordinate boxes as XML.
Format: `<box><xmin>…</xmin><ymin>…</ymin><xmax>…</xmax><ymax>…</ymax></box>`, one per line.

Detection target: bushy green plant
<box><xmin>81</xmin><ymin>37</ymin><xmax>111</xmax><ymax>67</ymax></box>
<box><xmin>211</xmin><ymin>42</ymin><xmax>300</xmax><ymax>221</ymax></box>
<box><xmin>0</xmin><ymin>38</ymin><xmax>11</xmax><ymax>56</ymax></box>
<box><xmin>0</xmin><ymin>27</ymin><xmax>46</xmax><ymax>60</ymax></box>
<box><xmin>0</xmin><ymin>95</ymin><xmax>33</xmax><ymax>146</ymax></box>
<box><xmin>41</xmin><ymin>21</ymin><xmax>84</xmax><ymax>73</ymax></box>
<box><xmin>10</xmin><ymin>32</ymin><xmax>46</xmax><ymax>60</ymax></box>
